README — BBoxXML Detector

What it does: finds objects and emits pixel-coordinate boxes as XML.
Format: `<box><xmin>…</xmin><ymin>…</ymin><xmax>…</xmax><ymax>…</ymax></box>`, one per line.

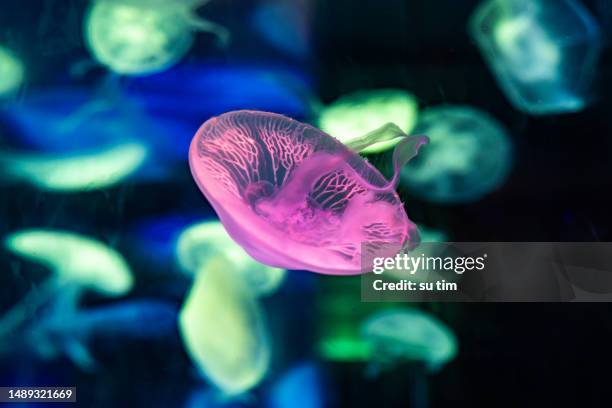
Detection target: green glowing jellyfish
<box><xmin>5</xmin><ymin>229</ymin><xmax>133</xmax><ymax>296</ymax></box>
<box><xmin>176</xmin><ymin>220</ymin><xmax>286</xmax><ymax>297</ymax></box>
<box><xmin>317</xmin><ymin>89</ymin><xmax>419</xmax><ymax>154</ymax></box>
<box><xmin>470</xmin><ymin>0</ymin><xmax>601</xmax><ymax>114</ymax></box>
<box><xmin>0</xmin><ymin>142</ymin><xmax>147</xmax><ymax>192</ymax></box>
<box><xmin>0</xmin><ymin>46</ymin><xmax>24</xmax><ymax>97</ymax></box>
<box><xmin>0</xmin><ymin>229</ymin><xmax>133</xmax><ymax>337</ymax></box>
<box><xmin>84</xmin><ymin>0</ymin><xmax>230</xmax><ymax>75</ymax></box>
<box><xmin>400</xmin><ymin>105</ymin><xmax>512</xmax><ymax>203</ymax></box>
<box><xmin>361</xmin><ymin>308</ymin><xmax>457</xmax><ymax>372</ymax></box>
<box><xmin>179</xmin><ymin>255</ymin><xmax>271</xmax><ymax>396</ymax></box>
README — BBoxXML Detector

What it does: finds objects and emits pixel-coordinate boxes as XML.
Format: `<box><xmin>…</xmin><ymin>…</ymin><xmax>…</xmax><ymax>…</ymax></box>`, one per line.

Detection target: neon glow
<box><xmin>318</xmin><ymin>89</ymin><xmax>419</xmax><ymax>154</ymax></box>
<box><xmin>189</xmin><ymin>110</ymin><xmax>427</xmax><ymax>275</ymax></box>
<box><xmin>400</xmin><ymin>105</ymin><xmax>512</xmax><ymax>203</ymax></box>
<box><xmin>176</xmin><ymin>220</ymin><xmax>286</xmax><ymax>297</ymax></box>
<box><xmin>178</xmin><ymin>256</ymin><xmax>271</xmax><ymax>395</ymax></box>
<box><xmin>84</xmin><ymin>0</ymin><xmax>229</xmax><ymax>75</ymax></box>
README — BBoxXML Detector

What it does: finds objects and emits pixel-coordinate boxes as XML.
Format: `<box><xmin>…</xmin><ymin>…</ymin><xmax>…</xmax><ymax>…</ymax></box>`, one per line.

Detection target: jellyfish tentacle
<box><xmin>63</xmin><ymin>338</ymin><xmax>98</xmax><ymax>372</ymax></box>
<box><xmin>182</xmin><ymin>10</ymin><xmax>230</xmax><ymax>47</ymax></box>
<box><xmin>344</xmin><ymin>130</ymin><xmax>429</xmax><ymax>193</ymax></box>
<box><xmin>388</xmin><ymin>133</ymin><xmax>429</xmax><ymax>189</ymax></box>
<box><xmin>345</xmin><ymin>122</ymin><xmax>407</xmax><ymax>153</ymax></box>
<box><xmin>0</xmin><ymin>278</ymin><xmax>57</xmax><ymax>338</ymax></box>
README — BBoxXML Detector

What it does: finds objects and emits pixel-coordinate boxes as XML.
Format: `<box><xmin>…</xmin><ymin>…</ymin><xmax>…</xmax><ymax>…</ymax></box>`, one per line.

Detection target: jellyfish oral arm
<box><xmin>344</xmin><ymin>122</ymin><xmax>429</xmax><ymax>190</ymax></box>
<box><xmin>344</xmin><ymin>122</ymin><xmax>407</xmax><ymax>153</ymax></box>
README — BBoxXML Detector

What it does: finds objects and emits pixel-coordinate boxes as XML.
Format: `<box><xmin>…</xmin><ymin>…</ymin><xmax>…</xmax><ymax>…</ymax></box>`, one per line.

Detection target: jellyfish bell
<box><xmin>0</xmin><ymin>46</ymin><xmax>24</xmax><ymax>98</ymax></box>
<box><xmin>0</xmin><ymin>142</ymin><xmax>148</xmax><ymax>192</ymax></box>
<box><xmin>176</xmin><ymin>220</ymin><xmax>286</xmax><ymax>297</ymax></box>
<box><xmin>361</xmin><ymin>308</ymin><xmax>457</xmax><ymax>372</ymax></box>
<box><xmin>189</xmin><ymin>110</ymin><xmax>427</xmax><ymax>275</ymax></box>
<box><xmin>178</xmin><ymin>255</ymin><xmax>271</xmax><ymax>396</ymax></box>
<box><xmin>0</xmin><ymin>229</ymin><xmax>133</xmax><ymax>340</ymax></box>
<box><xmin>20</xmin><ymin>300</ymin><xmax>176</xmax><ymax>371</ymax></box>
<box><xmin>84</xmin><ymin>0</ymin><xmax>229</xmax><ymax>76</ymax></box>
<box><xmin>400</xmin><ymin>105</ymin><xmax>512</xmax><ymax>203</ymax></box>
<box><xmin>5</xmin><ymin>229</ymin><xmax>133</xmax><ymax>297</ymax></box>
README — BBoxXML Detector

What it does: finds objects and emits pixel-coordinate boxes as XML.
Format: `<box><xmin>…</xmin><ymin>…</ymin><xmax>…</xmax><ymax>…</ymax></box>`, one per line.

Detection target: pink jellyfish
<box><xmin>189</xmin><ymin>110</ymin><xmax>427</xmax><ymax>275</ymax></box>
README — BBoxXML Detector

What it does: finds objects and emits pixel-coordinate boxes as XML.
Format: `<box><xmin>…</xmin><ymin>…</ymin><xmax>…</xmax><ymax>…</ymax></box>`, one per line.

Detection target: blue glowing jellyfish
<box><xmin>14</xmin><ymin>300</ymin><xmax>177</xmax><ymax>371</ymax></box>
<box><xmin>400</xmin><ymin>105</ymin><xmax>512</xmax><ymax>203</ymax></box>
<box><xmin>84</xmin><ymin>0</ymin><xmax>230</xmax><ymax>75</ymax></box>
<box><xmin>0</xmin><ymin>87</ymin><xmax>188</xmax><ymax>174</ymax></box>
<box><xmin>470</xmin><ymin>0</ymin><xmax>601</xmax><ymax>114</ymax></box>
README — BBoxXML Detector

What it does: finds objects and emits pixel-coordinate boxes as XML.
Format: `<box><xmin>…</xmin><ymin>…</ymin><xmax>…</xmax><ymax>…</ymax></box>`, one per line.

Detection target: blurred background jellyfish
<box><xmin>0</xmin><ymin>87</ymin><xmax>191</xmax><ymax>182</ymax></box>
<box><xmin>0</xmin><ymin>229</ymin><xmax>133</xmax><ymax>339</ymax></box>
<box><xmin>251</xmin><ymin>0</ymin><xmax>312</xmax><ymax>59</ymax></box>
<box><xmin>190</xmin><ymin>110</ymin><xmax>427</xmax><ymax>275</ymax></box>
<box><xmin>317</xmin><ymin>89</ymin><xmax>419</xmax><ymax>154</ymax></box>
<box><xmin>360</xmin><ymin>308</ymin><xmax>457</xmax><ymax>408</ymax></box>
<box><xmin>17</xmin><ymin>300</ymin><xmax>177</xmax><ymax>371</ymax></box>
<box><xmin>0</xmin><ymin>142</ymin><xmax>147</xmax><ymax>192</ymax></box>
<box><xmin>361</xmin><ymin>308</ymin><xmax>457</xmax><ymax>371</ymax></box>
<box><xmin>178</xmin><ymin>255</ymin><xmax>271</xmax><ymax>396</ymax></box>
<box><xmin>470</xmin><ymin>0</ymin><xmax>601</xmax><ymax>114</ymax></box>
<box><xmin>84</xmin><ymin>0</ymin><xmax>230</xmax><ymax>76</ymax></box>
<box><xmin>400</xmin><ymin>105</ymin><xmax>513</xmax><ymax>204</ymax></box>
<box><xmin>176</xmin><ymin>220</ymin><xmax>286</xmax><ymax>297</ymax></box>
<box><xmin>0</xmin><ymin>46</ymin><xmax>24</xmax><ymax>98</ymax></box>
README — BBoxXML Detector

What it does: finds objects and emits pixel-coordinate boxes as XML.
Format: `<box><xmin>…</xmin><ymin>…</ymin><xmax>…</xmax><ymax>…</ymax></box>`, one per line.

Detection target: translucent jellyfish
<box><xmin>0</xmin><ymin>46</ymin><xmax>24</xmax><ymax>98</ymax></box>
<box><xmin>189</xmin><ymin>110</ymin><xmax>428</xmax><ymax>275</ymax></box>
<box><xmin>0</xmin><ymin>142</ymin><xmax>147</xmax><ymax>191</ymax></box>
<box><xmin>317</xmin><ymin>89</ymin><xmax>419</xmax><ymax>154</ymax></box>
<box><xmin>470</xmin><ymin>0</ymin><xmax>601</xmax><ymax>114</ymax></box>
<box><xmin>178</xmin><ymin>255</ymin><xmax>271</xmax><ymax>396</ymax></box>
<box><xmin>400</xmin><ymin>106</ymin><xmax>512</xmax><ymax>203</ymax></box>
<box><xmin>176</xmin><ymin>220</ymin><xmax>286</xmax><ymax>297</ymax></box>
<box><xmin>1</xmin><ymin>87</ymin><xmax>185</xmax><ymax>170</ymax></box>
<box><xmin>84</xmin><ymin>0</ymin><xmax>230</xmax><ymax>76</ymax></box>
<box><xmin>0</xmin><ymin>229</ymin><xmax>133</xmax><ymax>337</ymax></box>
<box><xmin>13</xmin><ymin>300</ymin><xmax>177</xmax><ymax>370</ymax></box>
<box><xmin>360</xmin><ymin>308</ymin><xmax>457</xmax><ymax>372</ymax></box>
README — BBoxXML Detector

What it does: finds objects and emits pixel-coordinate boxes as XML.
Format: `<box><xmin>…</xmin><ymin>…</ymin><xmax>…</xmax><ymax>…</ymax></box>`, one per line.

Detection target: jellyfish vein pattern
<box><xmin>190</xmin><ymin>111</ymin><xmax>423</xmax><ymax>275</ymax></box>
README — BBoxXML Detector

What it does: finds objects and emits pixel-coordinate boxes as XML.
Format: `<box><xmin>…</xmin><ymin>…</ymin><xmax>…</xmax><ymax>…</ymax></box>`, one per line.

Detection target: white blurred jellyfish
<box><xmin>0</xmin><ymin>142</ymin><xmax>148</xmax><ymax>192</ymax></box>
<box><xmin>0</xmin><ymin>229</ymin><xmax>134</xmax><ymax>340</ymax></box>
<box><xmin>176</xmin><ymin>220</ymin><xmax>286</xmax><ymax>297</ymax></box>
<box><xmin>400</xmin><ymin>105</ymin><xmax>513</xmax><ymax>203</ymax></box>
<box><xmin>470</xmin><ymin>0</ymin><xmax>602</xmax><ymax>114</ymax></box>
<box><xmin>84</xmin><ymin>0</ymin><xmax>230</xmax><ymax>75</ymax></box>
<box><xmin>178</xmin><ymin>255</ymin><xmax>271</xmax><ymax>396</ymax></box>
